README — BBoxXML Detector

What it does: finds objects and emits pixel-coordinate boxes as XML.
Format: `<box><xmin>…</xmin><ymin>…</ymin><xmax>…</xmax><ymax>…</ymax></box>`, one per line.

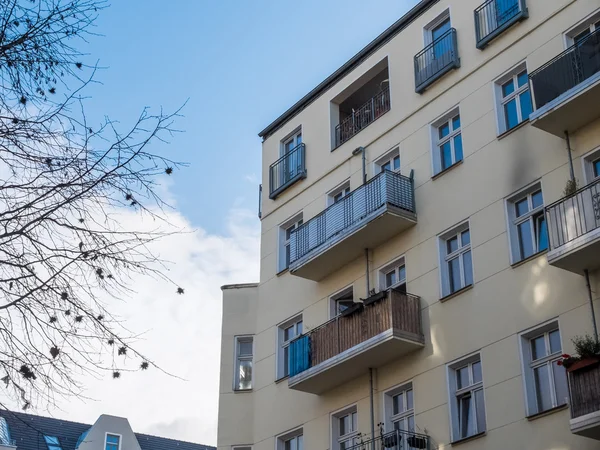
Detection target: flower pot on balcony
<box><xmin>567</xmin><ymin>356</ymin><xmax>600</xmax><ymax>373</ymax></box>
<box><xmin>363</xmin><ymin>291</ymin><xmax>387</xmax><ymax>306</ymax></box>
<box><xmin>382</xmin><ymin>434</ymin><xmax>399</xmax><ymax>448</ymax></box>
<box><xmin>406</xmin><ymin>436</ymin><xmax>427</xmax><ymax>449</ymax></box>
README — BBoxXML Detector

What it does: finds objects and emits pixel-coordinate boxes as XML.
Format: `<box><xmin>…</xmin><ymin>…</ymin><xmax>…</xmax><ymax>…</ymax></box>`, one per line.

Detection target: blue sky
<box><xmin>84</xmin><ymin>0</ymin><xmax>420</xmax><ymax>233</ymax></box>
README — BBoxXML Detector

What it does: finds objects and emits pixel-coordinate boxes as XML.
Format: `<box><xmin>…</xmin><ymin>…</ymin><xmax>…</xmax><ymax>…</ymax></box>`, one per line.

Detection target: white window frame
<box><xmin>327</xmin><ymin>180</ymin><xmax>351</xmax><ymax>207</ymax></box>
<box><xmin>276</xmin><ymin>428</ymin><xmax>303</xmax><ymax>450</ymax></box>
<box><xmin>383</xmin><ymin>382</ymin><xmax>414</xmax><ymax>433</ymax></box>
<box><xmin>276</xmin><ymin>315</ymin><xmax>303</xmax><ymax>380</ymax></box>
<box><xmin>281</xmin><ymin>128</ymin><xmax>303</xmax><ymax>157</ymax></box>
<box><xmin>447</xmin><ymin>353</ymin><xmax>486</xmax><ymax>442</ymax></box>
<box><xmin>438</xmin><ymin>222</ymin><xmax>473</xmax><ymax>298</ymax></box>
<box><xmin>423</xmin><ymin>9</ymin><xmax>451</xmax><ymax>45</ymax></box>
<box><xmin>233</xmin><ymin>335</ymin><xmax>253</xmax><ymax>391</ymax></box>
<box><xmin>374</xmin><ymin>147</ymin><xmax>401</xmax><ymax>174</ymax></box>
<box><xmin>430</xmin><ymin>107</ymin><xmax>462</xmax><ymax>176</ymax></box>
<box><xmin>331</xmin><ymin>405</ymin><xmax>358</xmax><ymax>450</ymax></box>
<box><xmin>505</xmin><ymin>182</ymin><xmax>547</xmax><ymax>264</ymax></box>
<box><xmin>278</xmin><ymin>213</ymin><xmax>303</xmax><ymax>273</ymax></box>
<box><xmin>581</xmin><ymin>146</ymin><xmax>600</xmax><ymax>184</ymax></box>
<box><xmin>493</xmin><ymin>62</ymin><xmax>530</xmax><ymax>135</ymax></box>
<box><xmin>519</xmin><ymin>320</ymin><xmax>568</xmax><ymax>417</ymax></box>
<box><xmin>378</xmin><ymin>256</ymin><xmax>406</xmax><ymax>292</ymax></box>
<box><xmin>564</xmin><ymin>9</ymin><xmax>600</xmax><ymax>47</ymax></box>
<box><xmin>104</xmin><ymin>434</ymin><xmax>121</xmax><ymax>450</ymax></box>
<box><xmin>329</xmin><ymin>285</ymin><xmax>354</xmax><ymax>319</ymax></box>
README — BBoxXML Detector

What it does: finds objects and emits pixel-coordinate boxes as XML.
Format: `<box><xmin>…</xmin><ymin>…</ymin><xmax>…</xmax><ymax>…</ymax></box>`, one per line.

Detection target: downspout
<box><xmin>584</xmin><ymin>269</ymin><xmax>599</xmax><ymax>342</ymax></box>
<box><xmin>365</xmin><ymin>249</ymin><xmax>370</xmax><ymax>298</ymax></box>
<box><xmin>369</xmin><ymin>368</ymin><xmax>375</xmax><ymax>442</ymax></box>
<box><xmin>353</xmin><ymin>146</ymin><xmax>367</xmax><ymax>185</ymax></box>
<box><xmin>565</xmin><ymin>130</ymin><xmax>575</xmax><ymax>183</ymax></box>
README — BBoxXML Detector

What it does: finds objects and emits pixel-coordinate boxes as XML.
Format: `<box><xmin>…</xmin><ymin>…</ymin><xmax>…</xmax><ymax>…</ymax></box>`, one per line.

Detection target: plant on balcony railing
<box><xmin>414</xmin><ymin>28</ymin><xmax>460</xmax><ymax>93</ymax></box>
<box><xmin>529</xmin><ymin>27</ymin><xmax>600</xmax><ymax>110</ymax></box>
<box><xmin>269</xmin><ymin>143</ymin><xmax>306</xmax><ymax>199</ymax></box>
<box><xmin>335</xmin><ymin>87</ymin><xmax>390</xmax><ymax>147</ymax></box>
<box><xmin>474</xmin><ymin>0</ymin><xmax>527</xmax><ymax>49</ymax></box>
<box><xmin>289</xmin><ymin>170</ymin><xmax>414</xmax><ymax>264</ymax></box>
<box><xmin>343</xmin><ymin>424</ymin><xmax>431</xmax><ymax>450</ymax></box>
<box><xmin>557</xmin><ymin>335</ymin><xmax>600</xmax><ymax>370</ymax></box>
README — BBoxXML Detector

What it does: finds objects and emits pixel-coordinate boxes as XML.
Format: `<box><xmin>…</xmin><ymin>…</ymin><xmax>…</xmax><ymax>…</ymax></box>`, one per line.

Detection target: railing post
<box><xmin>336</xmin><ymin>315</ymin><xmax>340</xmax><ymax>355</ymax></box>
<box><xmin>371</xmin><ymin>96</ymin><xmax>375</xmax><ymax>123</ymax></box>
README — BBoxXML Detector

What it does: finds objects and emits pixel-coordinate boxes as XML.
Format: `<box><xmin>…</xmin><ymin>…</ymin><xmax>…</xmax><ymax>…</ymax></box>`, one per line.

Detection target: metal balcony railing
<box><xmin>545</xmin><ymin>178</ymin><xmax>600</xmax><ymax>251</ymax></box>
<box><xmin>335</xmin><ymin>87</ymin><xmax>390</xmax><ymax>147</ymax></box>
<box><xmin>269</xmin><ymin>143</ymin><xmax>306</xmax><ymax>199</ymax></box>
<box><xmin>288</xmin><ymin>290</ymin><xmax>422</xmax><ymax>378</ymax></box>
<box><xmin>331</xmin><ymin>427</ymin><xmax>431</xmax><ymax>450</ymax></box>
<box><xmin>289</xmin><ymin>170</ymin><xmax>415</xmax><ymax>264</ymax></box>
<box><xmin>414</xmin><ymin>28</ymin><xmax>460</xmax><ymax>93</ymax></box>
<box><xmin>530</xmin><ymin>28</ymin><xmax>600</xmax><ymax>110</ymax></box>
<box><xmin>474</xmin><ymin>0</ymin><xmax>527</xmax><ymax>49</ymax></box>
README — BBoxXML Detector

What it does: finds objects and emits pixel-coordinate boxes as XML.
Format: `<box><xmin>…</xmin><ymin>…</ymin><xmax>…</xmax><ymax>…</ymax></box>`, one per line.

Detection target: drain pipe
<box><xmin>565</xmin><ymin>131</ymin><xmax>575</xmax><ymax>183</ymax></box>
<box><xmin>353</xmin><ymin>146</ymin><xmax>367</xmax><ymax>185</ymax></box>
<box><xmin>584</xmin><ymin>269</ymin><xmax>599</xmax><ymax>342</ymax></box>
<box><xmin>369</xmin><ymin>368</ymin><xmax>375</xmax><ymax>442</ymax></box>
<box><xmin>365</xmin><ymin>249</ymin><xmax>371</xmax><ymax>298</ymax></box>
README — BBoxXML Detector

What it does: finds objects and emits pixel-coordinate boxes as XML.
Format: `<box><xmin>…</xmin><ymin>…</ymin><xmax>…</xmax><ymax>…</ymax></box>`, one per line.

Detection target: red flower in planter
<box><xmin>562</xmin><ymin>354</ymin><xmax>571</xmax><ymax>358</ymax></box>
<box><xmin>557</xmin><ymin>360</ymin><xmax>563</xmax><ymax>366</ymax></box>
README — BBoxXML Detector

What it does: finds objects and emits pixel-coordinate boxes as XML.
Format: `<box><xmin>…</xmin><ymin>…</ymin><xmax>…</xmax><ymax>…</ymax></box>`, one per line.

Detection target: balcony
<box><xmin>288</xmin><ymin>290</ymin><xmax>424</xmax><ymax>395</ymax></box>
<box><xmin>289</xmin><ymin>170</ymin><xmax>416</xmax><ymax>281</ymax></box>
<box><xmin>340</xmin><ymin>429</ymin><xmax>432</xmax><ymax>450</ymax></box>
<box><xmin>529</xmin><ymin>29</ymin><xmax>600</xmax><ymax>137</ymax></box>
<box><xmin>269</xmin><ymin>143</ymin><xmax>306</xmax><ymax>199</ymax></box>
<box><xmin>474</xmin><ymin>0</ymin><xmax>528</xmax><ymax>49</ymax></box>
<box><xmin>414</xmin><ymin>28</ymin><xmax>460</xmax><ymax>94</ymax></box>
<box><xmin>568</xmin><ymin>360</ymin><xmax>600</xmax><ymax>440</ymax></box>
<box><xmin>545</xmin><ymin>178</ymin><xmax>600</xmax><ymax>274</ymax></box>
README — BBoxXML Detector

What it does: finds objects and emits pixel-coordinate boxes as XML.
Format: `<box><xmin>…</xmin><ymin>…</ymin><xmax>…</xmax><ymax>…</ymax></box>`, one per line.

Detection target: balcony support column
<box><xmin>565</xmin><ymin>130</ymin><xmax>575</xmax><ymax>183</ymax></box>
<box><xmin>584</xmin><ymin>269</ymin><xmax>599</xmax><ymax>342</ymax></box>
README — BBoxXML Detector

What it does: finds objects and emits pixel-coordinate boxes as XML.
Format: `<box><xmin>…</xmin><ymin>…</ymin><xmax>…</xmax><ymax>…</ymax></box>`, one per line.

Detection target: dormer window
<box><xmin>44</xmin><ymin>436</ymin><xmax>63</xmax><ymax>450</ymax></box>
<box><xmin>105</xmin><ymin>434</ymin><xmax>120</xmax><ymax>450</ymax></box>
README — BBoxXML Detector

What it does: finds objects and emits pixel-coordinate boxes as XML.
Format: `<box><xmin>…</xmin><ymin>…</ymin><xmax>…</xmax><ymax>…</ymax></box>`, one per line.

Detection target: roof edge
<box><xmin>221</xmin><ymin>282</ymin><xmax>259</xmax><ymax>291</ymax></box>
<box><xmin>258</xmin><ymin>0</ymin><xmax>440</xmax><ymax>140</ymax></box>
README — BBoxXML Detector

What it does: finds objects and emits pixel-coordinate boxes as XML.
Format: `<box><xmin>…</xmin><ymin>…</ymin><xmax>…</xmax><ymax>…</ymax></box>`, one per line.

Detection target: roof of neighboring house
<box><xmin>0</xmin><ymin>411</ymin><xmax>213</xmax><ymax>450</ymax></box>
<box><xmin>258</xmin><ymin>0</ymin><xmax>440</xmax><ymax>140</ymax></box>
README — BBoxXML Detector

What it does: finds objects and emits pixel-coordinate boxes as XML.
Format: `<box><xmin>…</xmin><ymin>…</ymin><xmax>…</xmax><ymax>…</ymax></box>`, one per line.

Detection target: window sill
<box><xmin>432</xmin><ymin>159</ymin><xmax>464</xmax><ymax>180</ymax></box>
<box><xmin>527</xmin><ymin>404</ymin><xmax>568</xmax><ymax>421</ymax></box>
<box><xmin>510</xmin><ymin>249</ymin><xmax>548</xmax><ymax>269</ymax></box>
<box><xmin>440</xmin><ymin>284</ymin><xmax>473</xmax><ymax>303</ymax></box>
<box><xmin>451</xmin><ymin>431</ymin><xmax>486</xmax><ymax>446</ymax></box>
<box><xmin>275</xmin><ymin>375</ymin><xmax>289</xmax><ymax>384</ymax></box>
<box><xmin>233</xmin><ymin>388</ymin><xmax>253</xmax><ymax>393</ymax></box>
<box><xmin>497</xmin><ymin>119</ymin><xmax>529</xmax><ymax>140</ymax></box>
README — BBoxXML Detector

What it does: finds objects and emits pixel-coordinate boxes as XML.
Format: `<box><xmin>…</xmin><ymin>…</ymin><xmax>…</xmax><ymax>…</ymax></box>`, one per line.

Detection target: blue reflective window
<box><xmin>504</xmin><ymin>98</ymin><xmax>519</xmax><ymax>130</ymax></box>
<box><xmin>44</xmin><ymin>436</ymin><xmax>62</xmax><ymax>450</ymax></box>
<box><xmin>441</xmin><ymin>141</ymin><xmax>452</xmax><ymax>170</ymax></box>
<box><xmin>517</xmin><ymin>71</ymin><xmax>528</xmax><ymax>88</ymax></box>
<box><xmin>519</xmin><ymin>90</ymin><xmax>532</xmax><ymax>121</ymax></box>
<box><xmin>454</xmin><ymin>135</ymin><xmax>463</xmax><ymax>163</ymax></box>
<box><xmin>594</xmin><ymin>159</ymin><xmax>600</xmax><ymax>178</ymax></box>
<box><xmin>537</xmin><ymin>215</ymin><xmax>548</xmax><ymax>252</ymax></box>
<box><xmin>439</xmin><ymin>122</ymin><xmax>450</xmax><ymax>139</ymax></box>
<box><xmin>502</xmin><ymin>79</ymin><xmax>515</xmax><ymax>97</ymax></box>
<box><xmin>106</xmin><ymin>434</ymin><xmax>120</xmax><ymax>450</ymax></box>
<box><xmin>452</xmin><ymin>115</ymin><xmax>461</xmax><ymax>130</ymax></box>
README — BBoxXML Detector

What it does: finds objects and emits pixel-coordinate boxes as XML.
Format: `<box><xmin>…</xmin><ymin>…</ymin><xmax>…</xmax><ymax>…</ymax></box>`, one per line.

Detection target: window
<box><xmin>277</xmin><ymin>315</ymin><xmax>303</xmax><ymax>379</ymax></box>
<box><xmin>431</xmin><ymin>17</ymin><xmax>451</xmax><ymax>59</ymax></box>
<box><xmin>329</xmin><ymin>286</ymin><xmax>354</xmax><ymax>318</ymax></box>
<box><xmin>379</xmin><ymin>257</ymin><xmax>406</xmax><ymax>292</ymax></box>
<box><xmin>447</xmin><ymin>354</ymin><xmax>486</xmax><ymax>442</ymax></box>
<box><xmin>278</xmin><ymin>213</ymin><xmax>303</xmax><ymax>273</ymax></box>
<box><xmin>105</xmin><ymin>435</ymin><xmax>120</xmax><ymax>450</ymax></box>
<box><xmin>282</xmin><ymin>130</ymin><xmax>302</xmax><ymax>156</ymax></box>
<box><xmin>566</xmin><ymin>13</ymin><xmax>600</xmax><ymax>46</ymax></box>
<box><xmin>327</xmin><ymin>181</ymin><xmax>351</xmax><ymax>206</ymax></box>
<box><xmin>276</xmin><ymin>429</ymin><xmax>303</xmax><ymax>450</ymax></box>
<box><xmin>439</xmin><ymin>223</ymin><xmax>473</xmax><ymax>298</ymax></box>
<box><xmin>431</xmin><ymin>108</ymin><xmax>462</xmax><ymax>175</ymax></box>
<box><xmin>494</xmin><ymin>63</ymin><xmax>532</xmax><ymax>134</ymax></box>
<box><xmin>506</xmin><ymin>184</ymin><xmax>548</xmax><ymax>263</ymax></box>
<box><xmin>520</xmin><ymin>322</ymin><xmax>568</xmax><ymax>416</ymax></box>
<box><xmin>332</xmin><ymin>406</ymin><xmax>358</xmax><ymax>450</ymax></box>
<box><xmin>384</xmin><ymin>383</ymin><xmax>414</xmax><ymax>433</ymax></box>
<box><xmin>582</xmin><ymin>147</ymin><xmax>600</xmax><ymax>183</ymax></box>
<box><xmin>234</xmin><ymin>336</ymin><xmax>253</xmax><ymax>391</ymax></box>
<box><xmin>375</xmin><ymin>148</ymin><xmax>401</xmax><ymax>174</ymax></box>
<box><xmin>44</xmin><ymin>436</ymin><xmax>63</xmax><ymax>450</ymax></box>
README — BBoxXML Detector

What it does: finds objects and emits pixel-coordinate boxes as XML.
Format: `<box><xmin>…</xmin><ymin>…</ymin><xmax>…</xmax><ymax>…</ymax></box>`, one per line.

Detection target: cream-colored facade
<box><xmin>218</xmin><ymin>1</ymin><xmax>600</xmax><ymax>449</ymax></box>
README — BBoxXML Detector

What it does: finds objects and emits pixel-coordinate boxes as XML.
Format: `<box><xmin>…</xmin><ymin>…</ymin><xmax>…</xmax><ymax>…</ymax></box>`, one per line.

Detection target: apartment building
<box><xmin>218</xmin><ymin>1</ymin><xmax>600</xmax><ymax>449</ymax></box>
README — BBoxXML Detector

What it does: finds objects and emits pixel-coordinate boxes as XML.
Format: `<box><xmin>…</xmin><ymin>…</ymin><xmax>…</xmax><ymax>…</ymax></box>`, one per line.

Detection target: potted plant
<box><xmin>557</xmin><ymin>334</ymin><xmax>600</xmax><ymax>372</ymax></box>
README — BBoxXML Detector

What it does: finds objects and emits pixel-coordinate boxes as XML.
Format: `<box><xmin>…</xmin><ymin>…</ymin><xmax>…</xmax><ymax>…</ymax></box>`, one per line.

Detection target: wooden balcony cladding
<box><xmin>310</xmin><ymin>291</ymin><xmax>423</xmax><ymax>367</ymax></box>
<box><xmin>569</xmin><ymin>360</ymin><xmax>600</xmax><ymax>420</ymax></box>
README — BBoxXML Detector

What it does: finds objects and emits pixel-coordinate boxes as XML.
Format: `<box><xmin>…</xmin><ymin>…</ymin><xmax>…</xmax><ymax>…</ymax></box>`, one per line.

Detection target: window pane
<box><xmin>297</xmin><ymin>436</ymin><xmax>303</xmax><ymax>450</ymax></box>
<box><xmin>407</xmin><ymin>415</ymin><xmax>415</xmax><ymax>432</ymax></box>
<box><xmin>297</xmin><ymin>321</ymin><xmax>303</xmax><ymax>334</ymax></box>
<box><xmin>531</xmin><ymin>335</ymin><xmax>546</xmax><ymax>360</ymax></box>
<box><xmin>398</xmin><ymin>266</ymin><xmax>406</xmax><ymax>283</ymax></box>
<box><xmin>517</xmin><ymin>221</ymin><xmax>534</xmax><ymax>260</ymax></box>
<box><xmin>515</xmin><ymin>198</ymin><xmax>529</xmax><ymax>217</ymax></box>
<box><xmin>382</xmin><ymin>161</ymin><xmax>391</xmax><ymax>172</ymax></box>
<box><xmin>106</xmin><ymin>436</ymin><xmax>119</xmax><ymax>445</ymax></box>
<box><xmin>458</xmin><ymin>394</ymin><xmax>475</xmax><ymax>438</ymax></box>
<box><xmin>574</xmin><ymin>28</ymin><xmax>591</xmax><ymax>45</ymax></box>
<box><xmin>441</xmin><ymin>141</ymin><xmax>452</xmax><ymax>170</ymax></box>
<box><xmin>531</xmin><ymin>191</ymin><xmax>543</xmax><ymax>209</ymax></box>
<box><xmin>463</xmin><ymin>250</ymin><xmax>473</xmax><ymax>287</ymax></box>
<box><xmin>452</xmin><ymin>115</ymin><xmax>461</xmax><ymax>130</ymax></box>
<box><xmin>457</xmin><ymin>366</ymin><xmax>470</xmax><ymax>389</ymax></box>
<box><xmin>352</xmin><ymin>412</ymin><xmax>357</xmax><ymax>432</ymax></box>
<box><xmin>454</xmin><ymin>134</ymin><xmax>463</xmax><ymax>163</ymax></box>
<box><xmin>475</xmin><ymin>389</ymin><xmax>486</xmax><ymax>433</ymax></box>
<box><xmin>238</xmin><ymin>359</ymin><xmax>253</xmax><ymax>390</ymax></box>
<box><xmin>449</xmin><ymin>257</ymin><xmax>462</xmax><ymax>293</ymax></box>
<box><xmin>553</xmin><ymin>361</ymin><xmax>569</xmax><ymax>406</ymax></box>
<box><xmin>534</xmin><ymin>365</ymin><xmax>553</xmax><ymax>412</ymax></box>
<box><xmin>549</xmin><ymin>330</ymin><xmax>561</xmax><ymax>354</ymax></box>
<box><xmin>393</xmin><ymin>155</ymin><xmax>400</xmax><ymax>170</ymax></box>
<box><xmin>386</xmin><ymin>270</ymin><xmax>397</xmax><ymax>288</ymax></box>
<box><xmin>432</xmin><ymin>18</ymin><xmax>451</xmax><ymax>41</ymax></box>
<box><xmin>504</xmin><ymin>98</ymin><xmax>519</xmax><ymax>130</ymax></box>
<box><xmin>502</xmin><ymin>79</ymin><xmax>515</xmax><ymax>97</ymax></box>
<box><xmin>447</xmin><ymin>236</ymin><xmax>459</xmax><ymax>254</ymax></box>
<box><xmin>593</xmin><ymin>159</ymin><xmax>600</xmax><ymax>178</ymax></box>
<box><xmin>517</xmin><ymin>71</ymin><xmax>528</xmax><ymax>88</ymax></box>
<box><xmin>439</xmin><ymin>122</ymin><xmax>450</xmax><ymax>139</ymax></box>
<box><xmin>283</xmin><ymin>346</ymin><xmax>289</xmax><ymax>377</ymax></box>
<box><xmin>239</xmin><ymin>341</ymin><xmax>252</xmax><ymax>356</ymax></box>
<box><xmin>394</xmin><ymin>392</ymin><xmax>404</xmax><ymax>415</ymax></box>
<box><xmin>519</xmin><ymin>90</ymin><xmax>533</xmax><ymax>121</ymax></box>
<box><xmin>296</xmin><ymin>133</ymin><xmax>302</xmax><ymax>145</ymax></box>
<box><xmin>461</xmin><ymin>230</ymin><xmax>470</xmax><ymax>246</ymax></box>
<box><xmin>537</xmin><ymin>215</ymin><xmax>548</xmax><ymax>252</ymax></box>
<box><xmin>284</xmin><ymin>326</ymin><xmax>294</xmax><ymax>341</ymax></box>
<box><xmin>407</xmin><ymin>389</ymin><xmax>414</xmax><ymax>410</ymax></box>
<box><xmin>472</xmin><ymin>361</ymin><xmax>482</xmax><ymax>384</ymax></box>
<box><xmin>340</xmin><ymin>416</ymin><xmax>347</xmax><ymax>436</ymax></box>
